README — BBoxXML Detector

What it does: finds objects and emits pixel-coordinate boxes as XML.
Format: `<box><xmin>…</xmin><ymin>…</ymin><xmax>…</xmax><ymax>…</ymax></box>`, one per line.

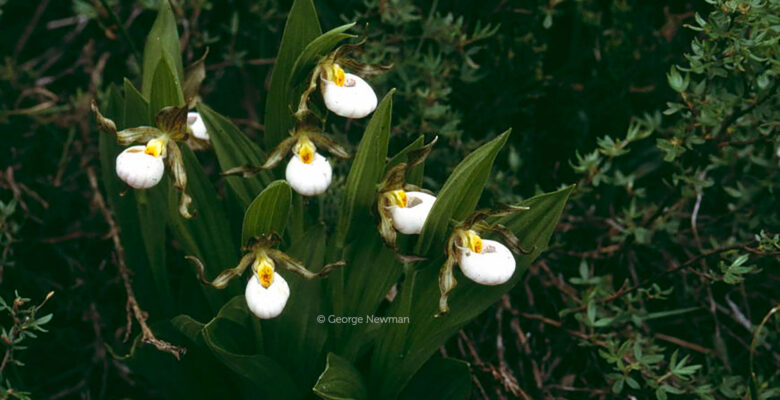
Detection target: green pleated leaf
<box><xmin>171</xmin><ymin>314</ymin><xmax>205</xmax><ymax>345</ymax></box>
<box><xmin>128</xmin><ymin>319</ymin><xmax>242</xmax><ymax>399</ymax></box>
<box><xmin>398</xmin><ymin>358</ymin><xmax>472</xmax><ymax>400</ymax></box>
<box><xmin>123</xmin><ymin>78</ymin><xmax>149</xmax><ymax>127</ymax></box>
<box><xmin>334</xmin><ymin>91</ymin><xmax>395</xmax><ymax>248</ymax></box>
<box><xmin>264</xmin><ymin>0</ymin><xmax>322</xmax><ymax>149</ymax></box>
<box><xmin>167</xmin><ymin>144</ymin><xmax>238</xmax><ymax>308</ymax></box>
<box><xmin>241</xmin><ymin>180</ymin><xmax>291</xmax><ymax>244</ymax></box>
<box><xmin>142</xmin><ymin>0</ymin><xmax>183</xmax><ymax>99</ymax></box>
<box><xmin>135</xmin><ymin>185</ymin><xmax>172</xmax><ymax>311</ymax></box>
<box><xmin>287</xmin><ymin>23</ymin><xmax>356</xmax><ymax>99</ymax></box>
<box><xmin>338</xmin><ymin>227</ymin><xmax>400</xmax><ymax>359</ymax></box>
<box><xmin>149</xmin><ymin>58</ymin><xmax>185</xmax><ymax>118</ymax></box>
<box><xmin>415</xmin><ymin>130</ymin><xmax>511</xmax><ymax>256</ymax></box>
<box><xmin>372</xmin><ymin>185</ymin><xmax>574</xmax><ymax>399</ymax></box>
<box><xmin>196</xmin><ymin>102</ymin><xmax>269</xmax><ymax>207</ymax></box>
<box><xmin>171</xmin><ymin>295</ymin><xmax>303</xmax><ymax>399</ymax></box>
<box><xmin>195</xmin><ymin>296</ymin><xmax>301</xmax><ymax>399</ymax></box>
<box><xmin>263</xmin><ymin>225</ymin><xmax>329</xmax><ymax>390</ymax></box>
<box><xmin>313</xmin><ymin>353</ymin><xmax>368</xmax><ymax>400</ymax></box>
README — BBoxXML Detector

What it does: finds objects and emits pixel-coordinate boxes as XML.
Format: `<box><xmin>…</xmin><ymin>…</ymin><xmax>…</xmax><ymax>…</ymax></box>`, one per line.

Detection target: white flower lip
<box><xmin>115</xmin><ymin>145</ymin><xmax>165</xmax><ymax>189</ymax></box>
<box><xmin>458</xmin><ymin>239</ymin><xmax>516</xmax><ymax>286</ymax></box>
<box><xmin>245</xmin><ymin>272</ymin><xmax>290</xmax><ymax>319</ymax></box>
<box><xmin>390</xmin><ymin>191</ymin><xmax>436</xmax><ymax>234</ymax></box>
<box><xmin>187</xmin><ymin>112</ymin><xmax>210</xmax><ymax>141</ymax></box>
<box><xmin>320</xmin><ymin>73</ymin><xmax>378</xmax><ymax>119</ymax></box>
<box><xmin>285</xmin><ymin>152</ymin><xmax>332</xmax><ymax>196</ymax></box>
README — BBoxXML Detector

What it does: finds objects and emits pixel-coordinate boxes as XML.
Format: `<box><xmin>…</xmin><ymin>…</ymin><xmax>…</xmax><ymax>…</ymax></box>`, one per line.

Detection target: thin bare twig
<box><xmin>86</xmin><ymin>167</ymin><xmax>185</xmax><ymax>360</ymax></box>
<box><xmin>654</xmin><ymin>333</ymin><xmax>713</xmax><ymax>355</ymax></box>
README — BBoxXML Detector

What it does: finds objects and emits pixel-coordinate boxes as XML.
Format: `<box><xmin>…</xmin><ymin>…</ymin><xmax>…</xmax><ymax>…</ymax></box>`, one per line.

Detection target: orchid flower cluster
<box><xmin>94</xmin><ymin>38</ymin><xmax>533</xmax><ymax>320</ymax></box>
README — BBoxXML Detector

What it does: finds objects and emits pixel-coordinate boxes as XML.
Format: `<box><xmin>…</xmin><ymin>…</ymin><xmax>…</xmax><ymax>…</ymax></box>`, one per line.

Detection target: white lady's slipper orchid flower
<box><xmin>320</xmin><ymin>64</ymin><xmax>378</xmax><ymax>119</ymax></box>
<box><xmin>285</xmin><ymin>137</ymin><xmax>332</xmax><ymax>196</ymax></box>
<box><xmin>187</xmin><ymin>112</ymin><xmax>209</xmax><ymax>141</ymax></box>
<box><xmin>245</xmin><ymin>257</ymin><xmax>290</xmax><ymax>319</ymax></box>
<box><xmin>115</xmin><ymin>140</ymin><xmax>166</xmax><ymax>189</ymax></box>
<box><xmin>388</xmin><ymin>190</ymin><xmax>436</xmax><ymax>234</ymax></box>
<box><xmin>457</xmin><ymin>230</ymin><xmax>516</xmax><ymax>286</ymax></box>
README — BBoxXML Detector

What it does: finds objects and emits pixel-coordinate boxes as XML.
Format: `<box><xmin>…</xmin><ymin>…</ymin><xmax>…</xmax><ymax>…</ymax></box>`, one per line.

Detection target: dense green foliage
<box><xmin>0</xmin><ymin>0</ymin><xmax>777</xmax><ymax>399</ymax></box>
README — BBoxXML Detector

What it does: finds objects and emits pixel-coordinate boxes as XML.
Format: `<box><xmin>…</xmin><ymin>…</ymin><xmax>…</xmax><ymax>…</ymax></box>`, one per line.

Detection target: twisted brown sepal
<box><xmin>182</xmin><ymin>48</ymin><xmax>209</xmax><ymax>102</ymax></box>
<box><xmin>308</xmin><ymin>132</ymin><xmax>350</xmax><ymax>159</ymax></box>
<box><xmin>294</xmin><ymin>63</ymin><xmax>325</xmax><ymax>122</ymax></box>
<box><xmin>435</xmin><ymin>254</ymin><xmax>458</xmax><ymax>318</ymax></box>
<box><xmin>91</xmin><ymin>100</ymin><xmax>162</xmax><ymax>145</ymax></box>
<box><xmin>377</xmin><ymin>193</ymin><xmax>398</xmax><ymax>249</ymax></box>
<box><xmin>267</xmin><ymin>249</ymin><xmax>346</xmax><ymax>279</ymax></box>
<box><xmin>379</xmin><ymin>136</ymin><xmax>438</xmax><ymax>193</ymax></box>
<box><xmin>333</xmin><ymin>37</ymin><xmax>393</xmax><ymax>77</ymax></box>
<box><xmin>91</xmin><ymin>100</ymin><xmax>117</xmax><ymax>135</ymax></box>
<box><xmin>461</xmin><ymin>204</ymin><xmax>533</xmax><ymax>255</ymax></box>
<box><xmin>220</xmin><ymin>135</ymin><xmax>298</xmax><ymax>177</ymax></box>
<box><xmin>167</xmin><ymin>142</ymin><xmax>194</xmax><ymax>219</ymax></box>
<box><xmin>380</xmin><ymin>163</ymin><xmax>409</xmax><ymax>192</ymax></box>
<box><xmin>186</xmin><ymin>253</ymin><xmax>255</xmax><ymax>289</ymax></box>
<box><xmin>221</xmin><ymin>164</ymin><xmax>266</xmax><ymax>178</ymax></box>
<box><xmin>155</xmin><ymin>106</ymin><xmax>189</xmax><ymax>140</ymax></box>
<box><xmin>480</xmin><ymin>224</ymin><xmax>535</xmax><ymax>255</ymax></box>
<box><xmin>262</xmin><ymin>136</ymin><xmax>298</xmax><ymax>169</ymax></box>
<box><xmin>406</xmin><ymin>135</ymin><xmax>438</xmax><ymax>168</ymax></box>
<box><xmin>461</xmin><ymin>204</ymin><xmax>530</xmax><ymax>228</ymax></box>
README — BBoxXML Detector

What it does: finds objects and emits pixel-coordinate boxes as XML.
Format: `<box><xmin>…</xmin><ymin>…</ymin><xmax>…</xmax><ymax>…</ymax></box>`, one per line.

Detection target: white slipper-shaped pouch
<box><xmin>285</xmin><ymin>153</ymin><xmax>332</xmax><ymax>196</ymax></box>
<box><xmin>285</xmin><ymin>138</ymin><xmax>333</xmax><ymax>197</ymax></box>
<box><xmin>115</xmin><ymin>144</ymin><xmax>165</xmax><ymax>189</ymax></box>
<box><xmin>458</xmin><ymin>239</ymin><xmax>516</xmax><ymax>286</ymax></box>
<box><xmin>321</xmin><ymin>72</ymin><xmax>378</xmax><ymax>119</ymax></box>
<box><xmin>389</xmin><ymin>191</ymin><xmax>437</xmax><ymax>234</ymax></box>
<box><xmin>245</xmin><ymin>271</ymin><xmax>290</xmax><ymax>319</ymax></box>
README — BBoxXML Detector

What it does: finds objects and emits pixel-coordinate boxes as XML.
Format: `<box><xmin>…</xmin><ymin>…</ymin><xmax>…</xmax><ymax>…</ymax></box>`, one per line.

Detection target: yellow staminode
<box><xmin>467</xmin><ymin>230</ymin><xmax>483</xmax><ymax>254</ymax></box>
<box><xmin>256</xmin><ymin>257</ymin><xmax>275</xmax><ymax>288</ymax></box>
<box><xmin>296</xmin><ymin>137</ymin><xmax>316</xmax><ymax>164</ymax></box>
<box><xmin>329</xmin><ymin>64</ymin><xmax>346</xmax><ymax>87</ymax></box>
<box><xmin>390</xmin><ymin>189</ymin><xmax>408</xmax><ymax>208</ymax></box>
<box><xmin>145</xmin><ymin>138</ymin><xmax>166</xmax><ymax>158</ymax></box>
